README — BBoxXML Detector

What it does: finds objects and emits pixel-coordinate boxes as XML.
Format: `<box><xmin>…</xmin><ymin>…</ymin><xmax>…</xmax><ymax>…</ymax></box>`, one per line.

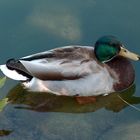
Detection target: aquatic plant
<box><xmin>0</xmin><ymin>77</ymin><xmax>8</xmax><ymax>112</ymax></box>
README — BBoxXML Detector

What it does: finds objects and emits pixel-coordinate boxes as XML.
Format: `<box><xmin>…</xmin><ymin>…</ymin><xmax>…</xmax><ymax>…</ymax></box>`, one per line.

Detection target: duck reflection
<box><xmin>6</xmin><ymin>84</ymin><xmax>140</xmax><ymax>113</ymax></box>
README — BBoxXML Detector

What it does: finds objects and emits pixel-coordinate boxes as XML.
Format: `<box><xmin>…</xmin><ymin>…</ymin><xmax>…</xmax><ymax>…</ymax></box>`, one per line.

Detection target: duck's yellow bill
<box><xmin>119</xmin><ymin>47</ymin><xmax>140</xmax><ymax>61</ymax></box>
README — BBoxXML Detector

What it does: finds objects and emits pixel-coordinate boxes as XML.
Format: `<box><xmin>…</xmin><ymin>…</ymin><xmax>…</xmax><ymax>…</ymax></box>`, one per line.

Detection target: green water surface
<box><xmin>0</xmin><ymin>0</ymin><xmax>140</xmax><ymax>140</ymax></box>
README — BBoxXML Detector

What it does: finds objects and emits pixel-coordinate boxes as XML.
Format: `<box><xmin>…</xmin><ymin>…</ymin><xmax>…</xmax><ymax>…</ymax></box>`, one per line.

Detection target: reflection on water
<box><xmin>7</xmin><ymin>84</ymin><xmax>140</xmax><ymax>113</ymax></box>
<box><xmin>27</xmin><ymin>6</ymin><xmax>82</xmax><ymax>41</ymax></box>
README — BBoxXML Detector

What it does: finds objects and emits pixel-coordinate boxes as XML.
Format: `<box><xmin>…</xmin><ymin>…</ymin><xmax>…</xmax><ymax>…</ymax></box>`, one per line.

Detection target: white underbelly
<box><xmin>23</xmin><ymin>71</ymin><xmax>115</xmax><ymax>96</ymax></box>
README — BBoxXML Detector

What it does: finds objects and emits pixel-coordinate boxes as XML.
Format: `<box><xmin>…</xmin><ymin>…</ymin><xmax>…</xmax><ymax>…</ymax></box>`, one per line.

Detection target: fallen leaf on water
<box><xmin>0</xmin><ymin>129</ymin><xmax>13</xmax><ymax>136</ymax></box>
<box><xmin>0</xmin><ymin>77</ymin><xmax>6</xmax><ymax>88</ymax></box>
<box><xmin>0</xmin><ymin>98</ymin><xmax>9</xmax><ymax>112</ymax></box>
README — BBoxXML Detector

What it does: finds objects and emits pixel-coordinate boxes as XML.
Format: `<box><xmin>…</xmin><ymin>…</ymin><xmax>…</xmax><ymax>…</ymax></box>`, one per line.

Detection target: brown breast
<box><xmin>106</xmin><ymin>56</ymin><xmax>135</xmax><ymax>91</ymax></box>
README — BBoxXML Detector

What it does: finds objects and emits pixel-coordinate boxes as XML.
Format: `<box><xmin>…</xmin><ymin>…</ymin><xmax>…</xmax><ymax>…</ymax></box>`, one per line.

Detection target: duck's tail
<box><xmin>0</xmin><ymin>59</ymin><xmax>32</xmax><ymax>81</ymax></box>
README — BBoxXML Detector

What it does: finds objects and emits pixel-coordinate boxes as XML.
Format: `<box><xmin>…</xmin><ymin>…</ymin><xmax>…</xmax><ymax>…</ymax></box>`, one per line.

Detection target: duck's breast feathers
<box><xmin>20</xmin><ymin>45</ymin><xmax>95</xmax><ymax>62</ymax></box>
<box><xmin>106</xmin><ymin>56</ymin><xmax>135</xmax><ymax>91</ymax></box>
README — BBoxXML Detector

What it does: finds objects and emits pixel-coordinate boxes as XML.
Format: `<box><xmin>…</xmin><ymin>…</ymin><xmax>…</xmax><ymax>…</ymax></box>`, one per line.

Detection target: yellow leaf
<box><xmin>0</xmin><ymin>98</ymin><xmax>9</xmax><ymax>112</ymax></box>
<box><xmin>0</xmin><ymin>77</ymin><xmax>6</xmax><ymax>88</ymax></box>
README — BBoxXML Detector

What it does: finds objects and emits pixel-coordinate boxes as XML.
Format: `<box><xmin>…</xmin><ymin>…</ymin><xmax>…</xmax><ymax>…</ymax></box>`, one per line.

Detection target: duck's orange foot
<box><xmin>75</xmin><ymin>96</ymin><xmax>96</xmax><ymax>105</ymax></box>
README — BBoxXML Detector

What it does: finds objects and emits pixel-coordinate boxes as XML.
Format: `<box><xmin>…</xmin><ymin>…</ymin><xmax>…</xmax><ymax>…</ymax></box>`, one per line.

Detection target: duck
<box><xmin>0</xmin><ymin>36</ymin><xmax>140</xmax><ymax>96</ymax></box>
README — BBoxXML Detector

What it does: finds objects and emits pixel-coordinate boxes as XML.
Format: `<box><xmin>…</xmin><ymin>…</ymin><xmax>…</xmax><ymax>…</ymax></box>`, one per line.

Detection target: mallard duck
<box><xmin>0</xmin><ymin>36</ymin><xmax>140</xmax><ymax>96</ymax></box>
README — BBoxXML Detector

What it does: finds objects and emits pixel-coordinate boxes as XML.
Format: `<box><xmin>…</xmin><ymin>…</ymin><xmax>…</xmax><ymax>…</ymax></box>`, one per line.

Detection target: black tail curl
<box><xmin>6</xmin><ymin>59</ymin><xmax>33</xmax><ymax>80</ymax></box>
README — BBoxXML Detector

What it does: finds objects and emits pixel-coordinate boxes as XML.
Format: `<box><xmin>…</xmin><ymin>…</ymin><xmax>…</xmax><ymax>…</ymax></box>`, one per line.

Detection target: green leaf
<box><xmin>0</xmin><ymin>98</ymin><xmax>9</xmax><ymax>112</ymax></box>
<box><xmin>0</xmin><ymin>77</ymin><xmax>6</xmax><ymax>88</ymax></box>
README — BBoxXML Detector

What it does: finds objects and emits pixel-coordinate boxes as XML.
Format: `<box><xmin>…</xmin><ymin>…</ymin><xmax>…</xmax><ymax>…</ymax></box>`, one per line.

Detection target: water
<box><xmin>0</xmin><ymin>0</ymin><xmax>140</xmax><ymax>139</ymax></box>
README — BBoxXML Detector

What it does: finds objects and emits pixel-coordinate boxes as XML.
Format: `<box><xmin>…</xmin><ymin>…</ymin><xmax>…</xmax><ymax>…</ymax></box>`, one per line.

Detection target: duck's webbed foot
<box><xmin>75</xmin><ymin>96</ymin><xmax>96</xmax><ymax>105</ymax></box>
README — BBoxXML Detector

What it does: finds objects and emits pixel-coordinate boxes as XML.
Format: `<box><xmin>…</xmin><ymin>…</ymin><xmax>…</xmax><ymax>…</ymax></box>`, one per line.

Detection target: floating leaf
<box><xmin>0</xmin><ymin>98</ymin><xmax>9</xmax><ymax>112</ymax></box>
<box><xmin>0</xmin><ymin>129</ymin><xmax>12</xmax><ymax>136</ymax></box>
<box><xmin>0</xmin><ymin>77</ymin><xmax>6</xmax><ymax>88</ymax></box>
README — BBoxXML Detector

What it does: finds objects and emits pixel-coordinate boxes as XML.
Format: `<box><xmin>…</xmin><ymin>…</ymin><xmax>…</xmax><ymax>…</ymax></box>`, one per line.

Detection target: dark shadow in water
<box><xmin>0</xmin><ymin>130</ymin><xmax>13</xmax><ymax>137</ymax></box>
<box><xmin>6</xmin><ymin>84</ymin><xmax>140</xmax><ymax>113</ymax></box>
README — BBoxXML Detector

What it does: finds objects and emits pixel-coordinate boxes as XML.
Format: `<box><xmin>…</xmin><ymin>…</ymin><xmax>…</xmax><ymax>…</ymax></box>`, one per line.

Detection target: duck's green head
<box><xmin>94</xmin><ymin>36</ymin><xmax>140</xmax><ymax>63</ymax></box>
